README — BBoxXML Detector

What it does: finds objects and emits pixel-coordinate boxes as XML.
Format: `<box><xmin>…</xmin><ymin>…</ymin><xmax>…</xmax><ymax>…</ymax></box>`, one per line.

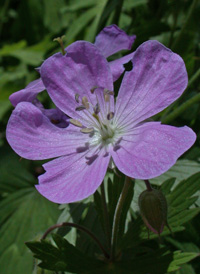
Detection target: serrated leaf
<box><xmin>26</xmin><ymin>234</ymin><xmax>105</xmax><ymax>273</ymax></box>
<box><xmin>168</xmin><ymin>172</ymin><xmax>200</xmax><ymax>207</ymax></box>
<box><xmin>167</xmin><ymin>251</ymin><xmax>199</xmax><ymax>272</ymax></box>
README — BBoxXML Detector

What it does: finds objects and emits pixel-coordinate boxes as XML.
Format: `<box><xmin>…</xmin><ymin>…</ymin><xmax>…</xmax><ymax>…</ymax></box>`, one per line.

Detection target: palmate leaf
<box><xmin>27</xmin><ymin>235</ymin><xmax>199</xmax><ymax>274</ymax></box>
<box><xmin>26</xmin><ymin>233</ymin><xmax>105</xmax><ymax>273</ymax></box>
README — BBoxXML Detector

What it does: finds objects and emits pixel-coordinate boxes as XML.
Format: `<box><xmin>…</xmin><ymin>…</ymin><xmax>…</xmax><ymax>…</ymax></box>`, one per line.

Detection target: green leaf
<box><xmin>167</xmin><ymin>251</ymin><xmax>199</xmax><ymax>272</ymax></box>
<box><xmin>43</xmin><ymin>0</ymin><xmax>66</xmax><ymax>33</ymax></box>
<box><xmin>0</xmin><ymin>188</ymin><xmax>59</xmax><ymax>274</ymax></box>
<box><xmin>64</xmin><ymin>0</ymin><xmax>107</xmax><ymax>43</ymax></box>
<box><xmin>0</xmin><ymin>146</ymin><xmax>35</xmax><ymax>193</ymax></box>
<box><xmin>168</xmin><ymin>172</ymin><xmax>200</xmax><ymax>207</ymax></box>
<box><xmin>26</xmin><ymin>234</ymin><xmax>105</xmax><ymax>273</ymax></box>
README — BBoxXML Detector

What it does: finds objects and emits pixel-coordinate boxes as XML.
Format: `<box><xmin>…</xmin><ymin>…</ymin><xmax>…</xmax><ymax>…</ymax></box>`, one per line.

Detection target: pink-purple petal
<box><xmin>41</xmin><ymin>41</ymin><xmax>113</xmax><ymax>123</ymax></box>
<box><xmin>6</xmin><ymin>102</ymin><xmax>89</xmax><ymax>160</ymax></box>
<box><xmin>36</xmin><ymin>149</ymin><xmax>110</xmax><ymax>203</ymax></box>
<box><xmin>94</xmin><ymin>24</ymin><xmax>136</xmax><ymax>58</ymax></box>
<box><xmin>114</xmin><ymin>40</ymin><xmax>188</xmax><ymax>127</ymax></box>
<box><xmin>111</xmin><ymin>122</ymin><xmax>196</xmax><ymax>179</ymax></box>
<box><xmin>9</xmin><ymin>78</ymin><xmax>45</xmax><ymax>107</ymax></box>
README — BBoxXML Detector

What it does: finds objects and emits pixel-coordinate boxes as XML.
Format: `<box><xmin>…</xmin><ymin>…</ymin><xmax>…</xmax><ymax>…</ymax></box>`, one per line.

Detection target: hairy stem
<box><xmin>110</xmin><ymin>176</ymin><xmax>132</xmax><ymax>260</ymax></box>
<box><xmin>41</xmin><ymin>222</ymin><xmax>110</xmax><ymax>259</ymax></box>
<box><xmin>144</xmin><ymin>180</ymin><xmax>153</xmax><ymax>191</ymax></box>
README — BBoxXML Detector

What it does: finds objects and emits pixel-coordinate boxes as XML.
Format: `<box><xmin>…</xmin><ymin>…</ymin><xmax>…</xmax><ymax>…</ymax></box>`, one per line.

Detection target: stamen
<box><xmin>81</xmin><ymin>127</ymin><xmax>94</xmax><ymax>134</ymax></box>
<box><xmin>75</xmin><ymin>94</ymin><xmax>80</xmax><ymax>103</ymax></box>
<box><xmin>53</xmin><ymin>35</ymin><xmax>66</xmax><ymax>55</ymax></box>
<box><xmin>76</xmin><ymin>105</ymin><xmax>86</xmax><ymax>111</ymax></box>
<box><xmin>104</xmin><ymin>88</ymin><xmax>114</xmax><ymax>96</ymax></box>
<box><xmin>107</xmin><ymin>112</ymin><xmax>114</xmax><ymax>120</ymax></box>
<box><xmin>104</xmin><ymin>89</ymin><xmax>114</xmax><ymax>103</ymax></box>
<box><xmin>70</xmin><ymin>119</ymin><xmax>82</xmax><ymax>127</ymax></box>
<box><xmin>90</xmin><ymin>86</ymin><xmax>99</xmax><ymax>94</ymax></box>
<box><xmin>94</xmin><ymin>103</ymin><xmax>100</xmax><ymax>115</ymax></box>
<box><xmin>82</xmin><ymin>96</ymin><xmax>90</xmax><ymax>109</ymax></box>
<box><xmin>104</xmin><ymin>94</ymin><xmax>110</xmax><ymax>102</ymax></box>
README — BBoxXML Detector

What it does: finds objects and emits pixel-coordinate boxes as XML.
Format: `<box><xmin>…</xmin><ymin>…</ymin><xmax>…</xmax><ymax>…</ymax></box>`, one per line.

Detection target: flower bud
<box><xmin>138</xmin><ymin>189</ymin><xmax>168</xmax><ymax>235</ymax></box>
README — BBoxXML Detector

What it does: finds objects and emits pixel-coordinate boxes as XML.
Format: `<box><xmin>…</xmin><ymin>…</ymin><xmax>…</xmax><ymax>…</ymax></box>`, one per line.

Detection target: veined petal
<box><xmin>109</xmin><ymin>52</ymin><xmax>135</xmax><ymax>82</ymax></box>
<box><xmin>111</xmin><ymin>122</ymin><xmax>196</xmax><ymax>179</ymax></box>
<box><xmin>114</xmin><ymin>40</ymin><xmax>188</xmax><ymax>127</ymax></box>
<box><xmin>36</xmin><ymin>148</ymin><xmax>110</xmax><ymax>203</ymax></box>
<box><xmin>41</xmin><ymin>41</ymin><xmax>113</xmax><ymax>124</ymax></box>
<box><xmin>94</xmin><ymin>24</ymin><xmax>136</xmax><ymax>58</ymax></box>
<box><xmin>6</xmin><ymin>102</ymin><xmax>89</xmax><ymax>160</ymax></box>
<box><xmin>9</xmin><ymin>78</ymin><xmax>45</xmax><ymax>107</ymax></box>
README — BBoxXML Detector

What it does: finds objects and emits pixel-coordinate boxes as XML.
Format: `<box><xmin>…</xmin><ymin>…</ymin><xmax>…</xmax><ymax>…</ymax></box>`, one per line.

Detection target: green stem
<box><xmin>172</xmin><ymin>0</ymin><xmax>198</xmax><ymax>50</ymax></box>
<box><xmin>110</xmin><ymin>176</ymin><xmax>132</xmax><ymax>260</ymax></box>
<box><xmin>100</xmin><ymin>182</ymin><xmax>111</xmax><ymax>251</ymax></box>
<box><xmin>41</xmin><ymin>222</ymin><xmax>110</xmax><ymax>259</ymax></box>
<box><xmin>113</xmin><ymin>0</ymin><xmax>125</xmax><ymax>25</ymax></box>
<box><xmin>188</xmin><ymin>68</ymin><xmax>200</xmax><ymax>87</ymax></box>
<box><xmin>162</xmin><ymin>93</ymin><xmax>200</xmax><ymax>124</ymax></box>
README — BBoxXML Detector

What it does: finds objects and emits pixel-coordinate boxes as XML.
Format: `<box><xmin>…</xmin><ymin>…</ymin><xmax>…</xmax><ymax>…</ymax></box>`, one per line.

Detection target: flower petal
<box><xmin>6</xmin><ymin>102</ymin><xmax>89</xmax><ymax>160</ymax></box>
<box><xmin>94</xmin><ymin>24</ymin><xmax>136</xmax><ymax>58</ymax></box>
<box><xmin>109</xmin><ymin>52</ymin><xmax>135</xmax><ymax>81</ymax></box>
<box><xmin>41</xmin><ymin>41</ymin><xmax>113</xmax><ymax>123</ymax></box>
<box><xmin>111</xmin><ymin>122</ymin><xmax>196</xmax><ymax>179</ymax></box>
<box><xmin>114</xmin><ymin>40</ymin><xmax>188</xmax><ymax>127</ymax></box>
<box><xmin>9</xmin><ymin>78</ymin><xmax>45</xmax><ymax>107</ymax></box>
<box><xmin>36</xmin><ymin>148</ymin><xmax>110</xmax><ymax>203</ymax></box>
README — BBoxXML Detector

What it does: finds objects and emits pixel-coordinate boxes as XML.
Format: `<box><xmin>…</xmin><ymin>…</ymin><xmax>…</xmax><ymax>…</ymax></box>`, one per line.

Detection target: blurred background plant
<box><xmin>0</xmin><ymin>0</ymin><xmax>200</xmax><ymax>273</ymax></box>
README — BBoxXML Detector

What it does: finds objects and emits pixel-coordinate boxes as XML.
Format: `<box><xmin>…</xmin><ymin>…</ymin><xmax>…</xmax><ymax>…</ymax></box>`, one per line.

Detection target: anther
<box><xmin>75</xmin><ymin>94</ymin><xmax>80</xmax><ymax>103</ymax></box>
<box><xmin>80</xmin><ymin>127</ymin><xmax>94</xmax><ymax>134</ymax></box>
<box><xmin>82</xmin><ymin>96</ymin><xmax>89</xmax><ymax>109</ymax></box>
<box><xmin>94</xmin><ymin>103</ymin><xmax>100</xmax><ymax>114</ymax></box>
<box><xmin>107</xmin><ymin>112</ymin><xmax>114</xmax><ymax>120</ymax></box>
<box><xmin>75</xmin><ymin>105</ymin><xmax>86</xmax><ymax>111</ymax></box>
<box><xmin>104</xmin><ymin>94</ymin><xmax>110</xmax><ymax>102</ymax></box>
<box><xmin>53</xmin><ymin>35</ymin><xmax>66</xmax><ymax>55</ymax></box>
<box><xmin>70</xmin><ymin>119</ymin><xmax>82</xmax><ymax>127</ymax></box>
<box><xmin>90</xmin><ymin>86</ymin><xmax>99</xmax><ymax>94</ymax></box>
<box><xmin>104</xmin><ymin>88</ymin><xmax>114</xmax><ymax>96</ymax></box>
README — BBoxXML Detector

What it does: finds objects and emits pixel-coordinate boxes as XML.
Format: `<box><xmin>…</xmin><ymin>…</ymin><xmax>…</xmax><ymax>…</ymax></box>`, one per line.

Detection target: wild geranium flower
<box><xmin>7</xmin><ymin>40</ymin><xmax>196</xmax><ymax>203</ymax></box>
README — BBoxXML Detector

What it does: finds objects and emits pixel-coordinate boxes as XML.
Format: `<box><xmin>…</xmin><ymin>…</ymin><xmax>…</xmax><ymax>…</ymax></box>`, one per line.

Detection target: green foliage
<box><xmin>0</xmin><ymin>147</ymin><xmax>60</xmax><ymax>274</ymax></box>
<box><xmin>26</xmin><ymin>234</ymin><xmax>105</xmax><ymax>273</ymax></box>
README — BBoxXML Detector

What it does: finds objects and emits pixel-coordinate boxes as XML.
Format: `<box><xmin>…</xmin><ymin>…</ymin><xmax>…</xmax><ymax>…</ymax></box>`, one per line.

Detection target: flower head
<box><xmin>7</xmin><ymin>36</ymin><xmax>196</xmax><ymax>203</ymax></box>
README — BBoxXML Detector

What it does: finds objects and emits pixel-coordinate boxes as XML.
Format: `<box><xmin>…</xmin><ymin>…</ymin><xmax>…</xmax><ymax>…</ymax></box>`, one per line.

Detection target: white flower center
<box><xmin>70</xmin><ymin>87</ymin><xmax>122</xmax><ymax>148</ymax></box>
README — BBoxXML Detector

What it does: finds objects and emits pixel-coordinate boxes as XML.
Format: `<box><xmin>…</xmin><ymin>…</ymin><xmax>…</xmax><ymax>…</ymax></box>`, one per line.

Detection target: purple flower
<box><xmin>9</xmin><ymin>25</ymin><xmax>135</xmax><ymax>108</ymax></box>
<box><xmin>6</xmin><ymin>40</ymin><xmax>196</xmax><ymax>204</ymax></box>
